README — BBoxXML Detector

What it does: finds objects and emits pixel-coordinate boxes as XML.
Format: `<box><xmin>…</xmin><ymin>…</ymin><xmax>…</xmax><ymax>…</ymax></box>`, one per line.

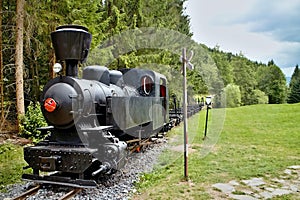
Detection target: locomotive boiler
<box><xmin>22</xmin><ymin>25</ymin><xmax>169</xmax><ymax>187</ymax></box>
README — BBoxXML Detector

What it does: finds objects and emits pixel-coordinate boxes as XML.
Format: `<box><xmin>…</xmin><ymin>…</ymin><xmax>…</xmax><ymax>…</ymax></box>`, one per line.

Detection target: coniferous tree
<box><xmin>289</xmin><ymin>65</ymin><xmax>300</xmax><ymax>88</ymax></box>
<box><xmin>288</xmin><ymin>80</ymin><xmax>300</xmax><ymax>103</ymax></box>
<box><xmin>287</xmin><ymin>65</ymin><xmax>300</xmax><ymax>103</ymax></box>
<box><xmin>257</xmin><ymin>64</ymin><xmax>287</xmax><ymax>104</ymax></box>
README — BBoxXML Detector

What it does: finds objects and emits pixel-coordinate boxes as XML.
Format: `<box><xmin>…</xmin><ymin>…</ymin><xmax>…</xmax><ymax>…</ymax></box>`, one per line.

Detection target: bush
<box><xmin>222</xmin><ymin>84</ymin><xmax>241</xmax><ymax>108</ymax></box>
<box><xmin>253</xmin><ymin>89</ymin><xmax>268</xmax><ymax>104</ymax></box>
<box><xmin>19</xmin><ymin>102</ymin><xmax>48</xmax><ymax>143</ymax></box>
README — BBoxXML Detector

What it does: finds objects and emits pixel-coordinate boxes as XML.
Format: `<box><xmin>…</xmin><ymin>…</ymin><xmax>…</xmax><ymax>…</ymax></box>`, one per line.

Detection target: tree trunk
<box><xmin>15</xmin><ymin>0</ymin><xmax>25</xmax><ymax>129</ymax></box>
<box><xmin>0</xmin><ymin>0</ymin><xmax>3</xmax><ymax>121</ymax></box>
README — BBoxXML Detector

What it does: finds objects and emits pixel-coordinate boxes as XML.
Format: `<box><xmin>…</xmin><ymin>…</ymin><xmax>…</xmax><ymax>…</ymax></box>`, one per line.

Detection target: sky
<box><xmin>185</xmin><ymin>0</ymin><xmax>300</xmax><ymax>77</ymax></box>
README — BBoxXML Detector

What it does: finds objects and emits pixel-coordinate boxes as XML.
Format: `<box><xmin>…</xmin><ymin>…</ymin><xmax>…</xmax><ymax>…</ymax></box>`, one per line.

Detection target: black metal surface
<box><xmin>24</xmin><ymin>145</ymin><xmax>96</xmax><ymax>173</ymax></box>
<box><xmin>82</xmin><ymin>66</ymin><xmax>110</xmax><ymax>85</ymax></box>
<box><xmin>22</xmin><ymin>174</ymin><xmax>97</xmax><ymax>188</ymax></box>
<box><xmin>111</xmin><ymin>97</ymin><xmax>152</xmax><ymax>131</ymax></box>
<box><xmin>42</xmin><ymin>82</ymin><xmax>77</xmax><ymax>127</ymax></box>
<box><xmin>51</xmin><ymin>25</ymin><xmax>91</xmax><ymax>63</ymax></box>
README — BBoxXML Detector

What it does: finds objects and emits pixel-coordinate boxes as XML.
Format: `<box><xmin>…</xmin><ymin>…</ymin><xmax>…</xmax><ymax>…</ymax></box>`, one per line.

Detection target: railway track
<box><xmin>11</xmin><ymin>185</ymin><xmax>40</xmax><ymax>200</ymax></box>
<box><xmin>126</xmin><ymin>131</ymin><xmax>167</xmax><ymax>153</ymax></box>
<box><xmin>11</xmin><ymin>185</ymin><xmax>82</xmax><ymax>200</ymax></box>
<box><xmin>0</xmin><ymin>133</ymin><xmax>169</xmax><ymax>200</ymax></box>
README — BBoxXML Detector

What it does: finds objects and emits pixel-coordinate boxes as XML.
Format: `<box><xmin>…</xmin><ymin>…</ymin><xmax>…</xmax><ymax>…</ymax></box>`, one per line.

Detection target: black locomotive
<box><xmin>22</xmin><ymin>25</ymin><xmax>172</xmax><ymax>188</ymax></box>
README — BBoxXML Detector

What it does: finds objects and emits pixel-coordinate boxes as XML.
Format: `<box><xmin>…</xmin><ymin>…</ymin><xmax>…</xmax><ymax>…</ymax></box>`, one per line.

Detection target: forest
<box><xmin>0</xmin><ymin>0</ymin><xmax>298</xmax><ymax>134</ymax></box>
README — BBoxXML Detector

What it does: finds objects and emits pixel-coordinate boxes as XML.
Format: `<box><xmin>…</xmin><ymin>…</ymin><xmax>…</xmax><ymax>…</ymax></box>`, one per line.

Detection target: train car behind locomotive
<box><xmin>22</xmin><ymin>25</ymin><xmax>169</xmax><ymax>187</ymax></box>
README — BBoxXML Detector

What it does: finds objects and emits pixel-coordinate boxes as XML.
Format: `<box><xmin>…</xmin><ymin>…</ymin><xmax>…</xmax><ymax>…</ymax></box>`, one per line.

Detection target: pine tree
<box><xmin>257</xmin><ymin>64</ymin><xmax>287</xmax><ymax>104</ymax></box>
<box><xmin>289</xmin><ymin>65</ymin><xmax>299</xmax><ymax>88</ymax></box>
<box><xmin>287</xmin><ymin>65</ymin><xmax>300</xmax><ymax>103</ymax></box>
<box><xmin>288</xmin><ymin>80</ymin><xmax>300</xmax><ymax>103</ymax></box>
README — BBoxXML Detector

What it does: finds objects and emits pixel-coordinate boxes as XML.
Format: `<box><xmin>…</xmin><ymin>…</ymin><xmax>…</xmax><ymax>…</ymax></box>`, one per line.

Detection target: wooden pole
<box><xmin>182</xmin><ymin>48</ymin><xmax>188</xmax><ymax>179</ymax></box>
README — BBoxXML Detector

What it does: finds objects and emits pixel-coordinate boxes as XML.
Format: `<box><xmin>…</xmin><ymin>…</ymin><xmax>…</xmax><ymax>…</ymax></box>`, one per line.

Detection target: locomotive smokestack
<box><xmin>51</xmin><ymin>25</ymin><xmax>92</xmax><ymax>77</ymax></box>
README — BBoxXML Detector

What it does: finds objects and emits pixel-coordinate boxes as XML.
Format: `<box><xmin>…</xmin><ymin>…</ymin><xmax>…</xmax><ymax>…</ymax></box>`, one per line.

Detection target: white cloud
<box><xmin>185</xmin><ymin>0</ymin><xmax>300</xmax><ymax>75</ymax></box>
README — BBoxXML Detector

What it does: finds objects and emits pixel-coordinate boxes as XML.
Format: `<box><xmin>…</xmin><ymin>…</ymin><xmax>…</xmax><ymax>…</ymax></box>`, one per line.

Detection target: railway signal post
<box><xmin>181</xmin><ymin>48</ymin><xmax>194</xmax><ymax>180</ymax></box>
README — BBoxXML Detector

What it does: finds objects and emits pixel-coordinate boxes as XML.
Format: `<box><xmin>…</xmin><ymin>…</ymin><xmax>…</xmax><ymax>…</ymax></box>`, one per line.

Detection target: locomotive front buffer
<box><xmin>22</xmin><ymin>126</ymin><xmax>128</xmax><ymax>188</ymax></box>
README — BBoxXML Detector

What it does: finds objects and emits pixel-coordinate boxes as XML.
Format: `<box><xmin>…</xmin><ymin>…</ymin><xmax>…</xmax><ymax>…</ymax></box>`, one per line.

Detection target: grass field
<box><xmin>0</xmin><ymin>143</ymin><xmax>30</xmax><ymax>191</ymax></box>
<box><xmin>132</xmin><ymin>104</ymin><xmax>300</xmax><ymax>199</ymax></box>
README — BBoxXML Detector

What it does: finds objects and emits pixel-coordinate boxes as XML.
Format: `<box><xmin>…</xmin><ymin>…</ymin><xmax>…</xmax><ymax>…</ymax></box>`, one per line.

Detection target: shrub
<box><xmin>253</xmin><ymin>89</ymin><xmax>268</xmax><ymax>104</ymax></box>
<box><xmin>222</xmin><ymin>84</ymin><xmax>241</xmax><ymax>108</ymax></box>
<box><xmin>19</xmin><ymin>102</ymin><xmax>48</xmax><ymax>143</ymax></box>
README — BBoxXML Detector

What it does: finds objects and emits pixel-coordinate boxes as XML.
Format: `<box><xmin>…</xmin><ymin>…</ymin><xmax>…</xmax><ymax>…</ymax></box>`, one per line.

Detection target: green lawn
<box><xmin>0</xmin><ymin>143</ymin><xmax>30</xmax><ymax>191</ymax></box>
<box><xmin>133</xmin><ymin>104</ymin><xmax>300</xmax><ymax>199</ymax></box>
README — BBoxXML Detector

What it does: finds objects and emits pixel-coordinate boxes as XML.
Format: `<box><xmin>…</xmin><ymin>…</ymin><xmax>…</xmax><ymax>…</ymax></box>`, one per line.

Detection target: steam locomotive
<box><xmin>22</xmin><ymin>25</ymin><xmax>173</xmax><ymax>188</ymax></box>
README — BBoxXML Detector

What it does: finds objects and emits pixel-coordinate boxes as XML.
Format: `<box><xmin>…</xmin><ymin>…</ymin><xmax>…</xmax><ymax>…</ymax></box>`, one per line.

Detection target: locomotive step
<box><xmin>22</xmin><ymin>174</ymin><xmax>97</xmax><ymax>188</ymax></box>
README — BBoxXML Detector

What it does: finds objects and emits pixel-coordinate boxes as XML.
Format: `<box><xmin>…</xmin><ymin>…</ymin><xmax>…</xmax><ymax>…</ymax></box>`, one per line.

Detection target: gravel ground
<box><xmin>0</xmin><ymin>139</ymin><xmax>168</xmax><ymax>200</ymax></box>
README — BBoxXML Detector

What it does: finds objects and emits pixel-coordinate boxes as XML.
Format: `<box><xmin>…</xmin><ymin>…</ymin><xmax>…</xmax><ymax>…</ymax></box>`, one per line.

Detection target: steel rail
<box><xmin>58</xmin><ymin>188</ymin><xmax>82</xmax><ymax>200</ymax></box>
<box><xmin>11</xmin><ymin>184</ymin><xmax>40</xmax><ymax>200</ymax></box>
